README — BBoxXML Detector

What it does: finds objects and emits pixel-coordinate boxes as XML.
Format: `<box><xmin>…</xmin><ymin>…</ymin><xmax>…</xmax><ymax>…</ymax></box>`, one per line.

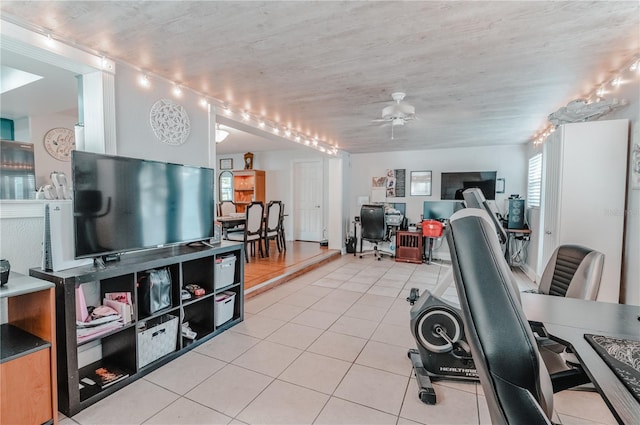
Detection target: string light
<box><xmin>139</xmin><ymin>74</ymin><xmax>150</xmax><ymax>88</ymax></box>
<box><xmin>31</xmin><ymin>25</ymin><xmax>342</xmax><ymax>154</ymax></box>
<box><xmin>532</xmin><ymin>53</ymin><xmax>639</xmax><ymax>146</ymax></box>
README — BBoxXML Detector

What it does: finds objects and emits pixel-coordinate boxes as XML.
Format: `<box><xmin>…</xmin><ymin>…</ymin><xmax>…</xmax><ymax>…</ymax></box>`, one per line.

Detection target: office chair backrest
<box><xmin>360</xmin><ymin>204</ymin><xmax>385</xmax><ymax>241</ymax></box>
<box><xmin>219</xmin><ymin>201</ymin><xmax>236</xmax><ymax>216</ymax></box>
<box><xmin>539</xmin><ymin>244</ymin><xmax>604</xmax><ymax>300</ymax></box>
<box><xmin>447</xmin><ymin>210</ymin><xmax>554</xmax><ymax>425</ymax></box>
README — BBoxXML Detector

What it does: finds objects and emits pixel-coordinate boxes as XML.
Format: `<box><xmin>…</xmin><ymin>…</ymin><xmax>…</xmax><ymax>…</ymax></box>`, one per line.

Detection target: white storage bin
<box><xmin>214</xmin><ymin>291</ymin><xmax>236</xmax><ymax>327</ymax></box>
<box><xmin>137</xmin><ymin>314</ymin><xmax>178</xmax><ymax>368</ymax></box>
<box><xmin>214</xmin><ymin>255</ymin><xmax>236</xmax><ymax>290</ymax></box>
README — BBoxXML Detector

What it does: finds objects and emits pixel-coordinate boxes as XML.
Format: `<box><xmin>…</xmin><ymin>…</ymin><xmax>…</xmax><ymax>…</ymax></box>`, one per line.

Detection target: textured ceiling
<box><xmin>1</xmin><ymin>1</ymin><xmax>638</xmax><ymax>154</ymax></box>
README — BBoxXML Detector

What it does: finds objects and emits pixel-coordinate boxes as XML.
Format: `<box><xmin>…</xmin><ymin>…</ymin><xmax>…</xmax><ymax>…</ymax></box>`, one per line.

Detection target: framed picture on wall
<box><xmin>410</xmin><ymin>171</ymin><xmax>432</xmax><ymax>196</ymax></box>
<box><xmin>220</xmin><ymin>158</ymin><xmax>233</xmax><ymax>170</ymax></box>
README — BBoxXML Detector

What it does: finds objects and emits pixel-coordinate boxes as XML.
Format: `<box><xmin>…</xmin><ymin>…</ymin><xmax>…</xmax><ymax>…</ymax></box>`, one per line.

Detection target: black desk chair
<box><xmin>447</xmin><ymin>210</ymin><xmax>555</xmax><ymax>424</ymax></box>
<box><xmin>359</xmin><ymin>204</ymin><xmax>388</xmax><ymax>260</ymax></box>
<box><xmin>534</xmin><ymin>244</ymin><xmax>604</xmax><ymax>376</ymax></box>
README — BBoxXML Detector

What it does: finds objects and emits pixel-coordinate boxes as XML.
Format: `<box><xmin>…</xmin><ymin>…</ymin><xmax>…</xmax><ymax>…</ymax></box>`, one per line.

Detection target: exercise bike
<box><xmin>406</xmin><ymin>267</ymin><xmax>478</xmax><ymax>404</ymax></box>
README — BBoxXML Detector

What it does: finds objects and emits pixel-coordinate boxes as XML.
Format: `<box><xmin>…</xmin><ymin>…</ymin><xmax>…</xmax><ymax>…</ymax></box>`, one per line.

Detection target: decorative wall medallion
<box><xmin>43</xmin><ymin>127</ymin><xmax>75</xmax><ymax>161</ymax></box>
<box><xmin>149</xmin><ymin>99</ymin><xmax>191</xmax><ymax>145</ymax></box>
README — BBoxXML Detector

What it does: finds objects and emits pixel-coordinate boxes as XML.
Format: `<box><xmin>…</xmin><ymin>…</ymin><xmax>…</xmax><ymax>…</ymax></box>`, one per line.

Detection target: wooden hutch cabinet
<box><xmin>233</xmin><ymin>170</ymin><xmax>265</xmax><ymax>212</ymax></box>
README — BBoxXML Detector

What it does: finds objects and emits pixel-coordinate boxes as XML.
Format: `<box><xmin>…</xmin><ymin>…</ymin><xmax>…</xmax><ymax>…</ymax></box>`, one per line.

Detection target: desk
<box><xmin>522</xmin><ymin>293</ymin><xmax>640</xmax><ymax>424</ymax></box>
<box><xmin>504</xmin><ymin>227</ymin><xmax>531</xmax><ymax>266</ymax></box>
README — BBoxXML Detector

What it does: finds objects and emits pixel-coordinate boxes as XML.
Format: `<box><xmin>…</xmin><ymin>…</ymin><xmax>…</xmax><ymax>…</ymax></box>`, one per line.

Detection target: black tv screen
<box><xmin>72</xmin><ymin>151</ymin><xmax>215</xmax><ymax>259</ymax></box>
<box><xmin>441</xmin><ymin>171</ymin><xmax>497</xmax><ymax>200</ymax></box>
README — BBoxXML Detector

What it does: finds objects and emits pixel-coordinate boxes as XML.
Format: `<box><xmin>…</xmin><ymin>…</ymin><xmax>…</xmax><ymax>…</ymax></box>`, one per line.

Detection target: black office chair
<box><xmin>447</xmin><ymin>210</ymin><xmax>555</xmax><ymax>424</ymax></box>
<box><xmin>358</xmin><ymin>204</ymin><xmax>388</xmax><ymax>260</ymax></box>
<box><xmin>537</xmin><ymin>244</ymin><xmax>604</xmax><ymax>300</ymax></box>
<box><xmin>533</xmin><ymin>244</ymin><xmax>604</xmax><ymax>376</ymax></box>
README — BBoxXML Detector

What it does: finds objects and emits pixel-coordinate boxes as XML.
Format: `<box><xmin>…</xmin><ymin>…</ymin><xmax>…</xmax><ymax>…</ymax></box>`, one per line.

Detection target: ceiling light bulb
<box><xmin>100</xmin><ymin>56</ymin><xmax>110</xmax><ymax>69</ymax></box>
<box><xmin>319</xmin><ymin>147</ymin><xmax>326</xmax><ymax>152</ymax></box>
<box><xmin>312</xmin><ymin>139</ymin><xmax>318</xmax><ymax>146</ymax></box>
<box><xmin>294</xmin><ymin>135</ymin><xmax>301</xmax><ymax>142</ymax></box>
<box><xmin>304</xmin><ymin>139</ymin><xmax>310</xmax><ymax>146</ymax></box>
<box><xmin>45</xmin><ymin>33</ymin><xmax>54</xmax><ymax>46</ymax></box>
<box><xmin>284</xmin><ymin>128</ymin><xmax>291</xmax><ymax>137</ymax></box>
<box><xmin>173</xmin><ymin>85</ymin><xmax>182</xmax><ymax>97</ymax></box>
<box><xmin>611</xmin><ymin>77</ymin><xmax>622</xmax><ymax>87</ymax></box>
<box><xmin>242</xmin><ymin>111</ymin><xmax>250</xmax><ymax>121</ymax></box>
<box><xmin>630</xmin><ymin>61</ymin><xmax>639</xmax><ymax>72</ymax></box>
<box><xmin>223</xmin><ymin>104</ymin><xmax>232</xmax><ymax>116</ymax></box>
<box><xmin>258</xmin><ymin>119</ymin><xmax>265</xmax><ymax>128</ymax></box>
<box><xmin>596</xmin><ymin>86</ymin><xmax>606</xmax><ymax>97</ymax></box>
<box><xmin>273</xmin><ymin>127</ymin><xmax>280</xmax><ymax>134</ymax></box>
<box><xmin>199</xmin><ymin>98</ymin><xmax>209</xmax><ymax>108</ymax></box>
<box><xmin>139</xmin><ymin>74</ymin><xmax>150</xmax><ymax>88</ymax></box>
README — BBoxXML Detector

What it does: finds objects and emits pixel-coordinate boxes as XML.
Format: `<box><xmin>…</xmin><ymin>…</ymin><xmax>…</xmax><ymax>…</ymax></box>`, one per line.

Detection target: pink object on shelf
<box><xmin>75</xmin><ymin>285</ymin><xmax>89</xmax><ymax>322</ymax></box>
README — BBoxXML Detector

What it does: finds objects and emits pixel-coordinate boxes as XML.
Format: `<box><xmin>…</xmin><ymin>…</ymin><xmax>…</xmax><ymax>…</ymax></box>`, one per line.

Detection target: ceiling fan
<box><xmin>372</xmin><ymin>92</ymin><xmax>417</xmax><ymax>139</ymax></box>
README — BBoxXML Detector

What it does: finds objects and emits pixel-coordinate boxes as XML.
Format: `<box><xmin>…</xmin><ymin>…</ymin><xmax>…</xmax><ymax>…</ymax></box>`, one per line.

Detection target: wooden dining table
<box><xmin>217</xmin><ymin>214</ymin><xmax>288</xmax><ymax>239</ymax></box>
<box><xmin>217</xmin><ymin>215</ymin><xmax>246</xmax><ymax>239</ymax></box>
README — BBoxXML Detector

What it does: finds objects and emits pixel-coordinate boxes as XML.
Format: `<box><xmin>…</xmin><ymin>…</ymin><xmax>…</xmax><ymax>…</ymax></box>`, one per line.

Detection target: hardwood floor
<box><xmin>243</xmin><ymin>240</ymin><xmax>340</xmax><ymax>294</ymax></box>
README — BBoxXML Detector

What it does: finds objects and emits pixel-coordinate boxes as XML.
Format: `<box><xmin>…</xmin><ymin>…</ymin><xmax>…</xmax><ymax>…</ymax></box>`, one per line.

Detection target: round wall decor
<box><xmin>43</xmin><ymin>127</ymin><xmax>75</xmax><ymax>161</ymax></box>
<box><xmin>149</xmin><ymin>99</ymin><xmax>191</xmax><ymax>145</ymax></box>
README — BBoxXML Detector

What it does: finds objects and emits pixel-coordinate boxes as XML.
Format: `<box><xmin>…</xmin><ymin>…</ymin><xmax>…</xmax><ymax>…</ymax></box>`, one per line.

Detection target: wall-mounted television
<box><xmin>441</xmin><ymin>171</ymin><xmax>497</xmax><ymax>200</ymax></box>
<box><xmin>72</xmin><ymin>151</ymin><xmax>215</xmax><ymax>260</ymax></box>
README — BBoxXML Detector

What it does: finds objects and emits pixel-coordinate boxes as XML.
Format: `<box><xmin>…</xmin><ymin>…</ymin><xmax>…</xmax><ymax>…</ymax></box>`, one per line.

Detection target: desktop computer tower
<box><xmin>507</xmin><ymin>198</ymin><xmax>525</xmax><ymax>229</ymax></box>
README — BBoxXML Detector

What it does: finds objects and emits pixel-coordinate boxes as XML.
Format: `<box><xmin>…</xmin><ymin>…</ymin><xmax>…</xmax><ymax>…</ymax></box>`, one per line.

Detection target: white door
<box><xmin>540</xmin><ymin>130</ymin><xmax>562</xmax><ymax>271</ymax></box>
<box><xmin>293</xmin><ymin>160</ymin><xmax>323</xmax><ymax>241</ymax></box>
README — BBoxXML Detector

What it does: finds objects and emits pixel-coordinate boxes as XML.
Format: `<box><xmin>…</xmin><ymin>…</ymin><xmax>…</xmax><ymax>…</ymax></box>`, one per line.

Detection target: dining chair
<box><xmin>218</xmin><ymin>201</ymin><xmax>236</xmax><ymax>216</ymax></box>
<box><xmin>278</xmin><ymin>202</ymin><xmax>286</xmax><ymax>251</ymax></box>
<box><xmin>264</xmin><ymin>201</ymin><xmax>283</xmax><ymax>256</ymax></box>
<box><xmin>227</xmin><ymin>201</ymin><xmax>264</xmax><ymax>262</ymax></box>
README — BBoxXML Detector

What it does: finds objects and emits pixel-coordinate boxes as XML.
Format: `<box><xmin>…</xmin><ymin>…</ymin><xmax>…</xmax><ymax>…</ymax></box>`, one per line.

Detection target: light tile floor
<box><xmin>61</xmin><ymin>255</ymin><xmax>617</xmax><ymax>425</ymax></box>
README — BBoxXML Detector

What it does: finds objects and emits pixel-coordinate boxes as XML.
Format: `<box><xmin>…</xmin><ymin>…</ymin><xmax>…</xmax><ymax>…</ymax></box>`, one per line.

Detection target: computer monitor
<box><xmin>423</xmin><ymin>201</ymin><xmax>465</xmax><ymax>221</ymax></box>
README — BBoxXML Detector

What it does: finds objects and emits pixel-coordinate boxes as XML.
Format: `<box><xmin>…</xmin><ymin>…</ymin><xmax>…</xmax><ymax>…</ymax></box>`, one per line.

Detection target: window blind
<box><xmin>527</xmin><ymin>153</ymin><xmax>542</xmax><ymax>207</ymax></box>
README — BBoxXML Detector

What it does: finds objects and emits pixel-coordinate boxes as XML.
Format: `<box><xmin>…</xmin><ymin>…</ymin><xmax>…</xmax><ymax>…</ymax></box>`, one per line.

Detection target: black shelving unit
<box><xmin>30</xmin><ymin>241</ymin><xmax>244</xmax><ymax>416</ymax></box>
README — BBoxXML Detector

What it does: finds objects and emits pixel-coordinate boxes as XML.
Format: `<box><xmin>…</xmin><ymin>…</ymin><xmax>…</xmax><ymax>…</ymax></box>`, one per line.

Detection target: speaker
<box><xmin>507</xmin><ymin>198</ymin><xmax>525</xmax><ymax>229</ymax></box>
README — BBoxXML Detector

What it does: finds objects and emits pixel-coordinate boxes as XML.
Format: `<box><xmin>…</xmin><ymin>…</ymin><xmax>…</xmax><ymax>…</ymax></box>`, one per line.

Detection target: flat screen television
<box><xmin>441</xmin><ymin>171</ymin><xmax>497</xmax><ymax>200</ymax></box>
<box><xmin>72</xmin><ymin>151</ymin><xmax>215</xmax><ymax>259</ymax></box>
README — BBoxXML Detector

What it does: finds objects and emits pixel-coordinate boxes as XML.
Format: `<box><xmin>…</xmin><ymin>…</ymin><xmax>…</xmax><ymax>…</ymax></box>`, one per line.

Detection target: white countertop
<box><xmin>0</xmin><ymin>272</ymin><xmax>54</xmax><ymax>298</ymax></box>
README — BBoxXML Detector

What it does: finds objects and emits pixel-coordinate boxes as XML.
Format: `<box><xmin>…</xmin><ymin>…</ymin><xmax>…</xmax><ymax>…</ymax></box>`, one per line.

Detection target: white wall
<box><xmin>114</xmin><ymin>63</ymin><xmax>212</xmax><ymax>168</ymax></box>
<box><xmin>603</xmin><ymin>79</ymin><xmax>639</xmax><ymax>306</ymax></box>
<box><xmin>349</xmin><ymin>144</ymin><xmax>528</xmax><ymax>258</ymax></box>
